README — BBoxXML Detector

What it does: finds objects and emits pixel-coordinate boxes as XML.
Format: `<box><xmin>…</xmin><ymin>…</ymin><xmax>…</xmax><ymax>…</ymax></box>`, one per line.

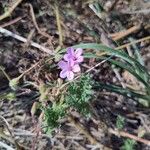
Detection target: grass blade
<box><xmin>95</xmin><ymin>82</ymin><xmax>150</xmax><ymax>102</ymax></box>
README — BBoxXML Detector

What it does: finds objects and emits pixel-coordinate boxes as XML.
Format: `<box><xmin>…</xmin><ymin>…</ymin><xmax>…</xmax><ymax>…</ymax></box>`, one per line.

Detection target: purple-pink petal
<box><xmin>72</xmin><ymin>64</ymin><xmax>80</xmax><ymax>72</ymax></box>
<box><xmin>66</xmin><ymin>71</ymin><xmax>74</xmax><ymax>80</ymax></box>
<box><xmin>75</xmin><ymin>48</ymin><xmax>83</xmax><ymax>57</ymax></box>
<box><xmin>63</xmin><ymin>54</ymin><xmax>70</xmax><ymax>61</ymax></box>
<box><xmin>67</xmin><ymin>47</ymin><xmax>75</xmax><ymax>56</ymax></box>
<box><xmin>60</xmin><ymin>70</ymin><xmax>67</xmax><ymax>78</ymax></box>
<box><xmin>68</xmin><ymin>59</ymin><xmax>75</xmax><ymax>67</ymax></box>
<box><xmin>58</xmin><ymin>47</ymin><xmax>84</xmax><ymax>80</ymax></box>
<box><xmin>76</xmin><ymin>56</ymin><xmax>84</xmax><ymax>63</ymax></box>
<box><xmin>58</xmin><ymin>60</ymin><xmax>68</xmax><ymax>69</ymax></box>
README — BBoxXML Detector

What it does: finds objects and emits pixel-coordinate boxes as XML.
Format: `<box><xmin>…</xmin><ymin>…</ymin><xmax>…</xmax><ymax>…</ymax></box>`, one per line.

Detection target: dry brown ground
<box><xmin>0</xmin><ymin>0</ymin><xmax>150</xmax><ymax>149</ymax></box>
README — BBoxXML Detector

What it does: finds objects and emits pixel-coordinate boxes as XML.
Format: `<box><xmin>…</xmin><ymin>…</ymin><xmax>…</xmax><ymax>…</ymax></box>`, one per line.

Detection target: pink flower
<box><xmin>64</xmin><ymin>47</ymin><xmax>84</xmax><ymax>63</ymax></box>
<box><xmin>58</xmin><ymin>60</ymin><xmax>80</xmax><ymax>80</ymax></box>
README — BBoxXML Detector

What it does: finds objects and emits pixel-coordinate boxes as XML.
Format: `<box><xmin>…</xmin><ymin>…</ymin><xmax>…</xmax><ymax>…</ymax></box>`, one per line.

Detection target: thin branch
<box><xmin>0</xmin><ymin>0</ymin><xmax>23</xmax><ymax>21</ymax></box>
<box><xmin>109</xmin><ymin>128</ymin><xmax>150</xmax><ymax>146</ymax></box>
<box><xmin>18</xmin><ymin>60</ymin><xmax>41</xmax><ymax>79</ymax></box>
<box><xmin>110</xmin><ymin>24</ymin><xmax>141</xmax><ymax>41</ymax></box>
<box><xmin>23</xmin><ymin>29</ymin><xmax>35</xmax><ymax>50</ymax></box>
<box><xmin>85</xmin><ymin>56</ymin><xmax>112</xmax><ymax>73</ymax></box>
<box><xmin>116</xmin><ymin>36</ymin><xmax>150</xmax><ymax>50</ymax></box>
<box><xmin>0</xmin><ymin>27</ymin><xmax>54</xmax><ymax>55</ymax></box>
<box><xmin>97</xmin><ymin>36</ymin><xmax>150</xmax><ymax>56</ymax></box>
<box><xmin>0</xmin><ymin>65</ymin><xmax>11</xmax><ymax>81</ymax></box>
<box><xmin>28</xmin><ymin>4</ymin><xmax>53</xmax><ymax>41</ymax></box>
<box><xmin>0</xmin><ymin>16</ymin><xmax>23</xmax><ymax>28</ymax></box>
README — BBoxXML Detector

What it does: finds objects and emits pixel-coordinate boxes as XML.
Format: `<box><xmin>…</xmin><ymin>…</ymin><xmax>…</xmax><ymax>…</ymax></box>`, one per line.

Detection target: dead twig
<box><xmin>28</xmin><ymin>4</ymin><xmax>53</xmax><ymax>41</ymax></box>
<box><xmin>0</xmin><ymin>0</ymin><xmax>23</xmax><ymax>21</ymax></box>
<box><xmin>2</xmin><ymin>60</ymin><xmax>40</xmax><ymax>83</ymax></box>
<box><xmin>109</xmin><ymin>128</ymin><xmax>150</xmax><ymax>146</ymax></box>
<box><xmin>22</xmin><ymin>29</ymin><xmax>35</xmax><ymax>51</ymax></box>
<box><xmin>97</xmin><ymin>36</ymin><xmax>150</xmax><ymax>56</ymax></box>
<box><xmin>110</xmin><ymin>24</ymin><xmax>141</xmax><ymax>41</ymax></box>
<box><xmin>85</xmin><ymin>56</ymin><xmax>112</xmax><ymax>73</ymax></box>
<box><xmin>0</xmin><ymin>16</ymin><xmax>23</xmax><ymax>28</ymax></box>
<box><xmin>0</xmin><ymin>27</ymin><xmax>54</xmax><ymax>55</ymax></box>
<box><xmin>0</xmin><ymin>66</ymin><xmax>11</xmax><ymax>81</ymax></box>
<box><xmin>116</xmin><ymin>36</ymin><xmax>150</xmax><ymax>50</ymax></box>
<box><xmin>18</xmin><ymin>60</ymin><xmax>41</xmax><ymax>78</ymax></box>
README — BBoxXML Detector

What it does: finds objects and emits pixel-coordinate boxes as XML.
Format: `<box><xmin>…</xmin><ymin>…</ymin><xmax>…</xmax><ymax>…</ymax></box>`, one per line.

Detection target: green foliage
<box><xmin>43</xmin><ymin>75</ymin><xmax>94</xmax><ymax>133</ymax></box>
<box><xmin>0</xmin><ymin>92</ymin><xmax>16</xmax><ymax>101</ymax></box>
<box><xmin>95</xmin><ymin>82</ymin><xmax>150</xmax><ymax>102</ymax></box>
<box><xmin>121</xmin><ymin>139</ymin><xmax>136</xmax><ymax>150</ymax></box>
<box><xmin>67</xmin><ymin>43</ymin><xmax>150</xmax><ymax>105</ymax></box>
<box><xmin>116</xmin><ymin>115</ymin><xmax>125</xmax><ymax>130</ymax></box>
<box><xmin>43</xmin><ymin>101</ymin><xmax>67</xmax><ymax>133</ymax></box>
<box><xmin>116</xmin><ymin>115</ymin><xmax>136</xmax><ymax>150</ymax></box>
<box><xmin>5</xmin><ymin>92</ymin><xmax>16</xmax><ymax>101</ymax></box>
<box><xmin>65</xmin><ymin>74</ymin><xmax>93</xmax><ymax>116</ymax></box>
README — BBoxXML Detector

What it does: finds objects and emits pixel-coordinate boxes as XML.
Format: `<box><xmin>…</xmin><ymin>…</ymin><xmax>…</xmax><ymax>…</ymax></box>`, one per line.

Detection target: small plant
<box><xmin>116</xmin><ymin>115</ymin><xmax>125</xmax><ymax>130</ymax></box>
<box><xmin>43</xmin><ymin>101</ymin><xmax>67</xmax><ymax>133</ymax></box>
<box><xmin>43</xmin><ymin>74</ymin><xmax>94</xmax><ymax>132</ymax></box>
<box><xmin>0</xmin><ymin>92</ymin><xmax>16</xmax><ymax>101</ymax></box>
<box><xmin>65</xmin><ymin>74</ymin><xmax>93</xmax><ymax>116</ymax></box>
<box><xmin>116</xmin><ymin>115</ymin><xmax>136</xmax><ymax>150</ymax></box>
<box><xmin>121</xmin><ymin>139</ymin><xmax>136</xmax><ymax>150</ymax></box>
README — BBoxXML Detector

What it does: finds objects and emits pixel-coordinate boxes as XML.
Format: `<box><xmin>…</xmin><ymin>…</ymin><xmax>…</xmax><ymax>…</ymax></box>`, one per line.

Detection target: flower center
<box><xmin>68</xmin><ymin>63</ymin><xmax>73</xmax><ymax>71</ymax></box>
<box><xmin>73</xmin><ymin>56</ymin><xmax>77</xmax><ymax>61</ymax></box>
